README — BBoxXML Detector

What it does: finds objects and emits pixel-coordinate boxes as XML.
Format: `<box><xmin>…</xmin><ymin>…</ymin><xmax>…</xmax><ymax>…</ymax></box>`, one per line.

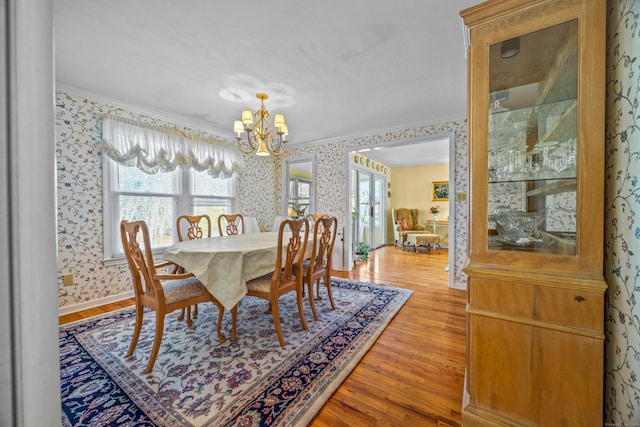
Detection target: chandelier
<box><xmin>233</xmin><ymin>93</ymin><xmax>288</xmax><ymax>156</ymax></box>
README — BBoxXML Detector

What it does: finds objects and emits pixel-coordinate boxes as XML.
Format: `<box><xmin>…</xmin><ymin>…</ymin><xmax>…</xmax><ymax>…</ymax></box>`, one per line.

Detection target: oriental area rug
<box><xmin>60</xmin><ymin>278</ymin><xmax>412</xmax><ymax>426</ymax></box>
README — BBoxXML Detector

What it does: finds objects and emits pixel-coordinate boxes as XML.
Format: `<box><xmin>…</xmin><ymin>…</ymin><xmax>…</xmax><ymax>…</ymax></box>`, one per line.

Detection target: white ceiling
<box><xmin>54</xmin><ymin>0</ymin><xmax>481</xmax><ymax>167</ymax></box>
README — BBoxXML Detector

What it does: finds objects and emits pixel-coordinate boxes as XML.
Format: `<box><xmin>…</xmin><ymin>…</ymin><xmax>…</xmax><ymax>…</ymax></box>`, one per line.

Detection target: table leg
<box><xmin>229</xmin><ymin>305</ymin><xmax>238</xmax><ymax>342</ymax></box>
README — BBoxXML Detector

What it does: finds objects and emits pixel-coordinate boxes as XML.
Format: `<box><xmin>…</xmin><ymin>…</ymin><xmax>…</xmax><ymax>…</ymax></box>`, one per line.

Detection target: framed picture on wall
<box><xmin>432</xmin><ymin>181</ymin><xmax>449</xmax><ymax>201</ymax></box>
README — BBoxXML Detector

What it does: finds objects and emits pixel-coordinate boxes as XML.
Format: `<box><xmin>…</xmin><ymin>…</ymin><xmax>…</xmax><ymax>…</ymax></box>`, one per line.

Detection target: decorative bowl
<box><xmin>489</xmin><ymin>210</ymin><xmax>546</xmax><ymax>241</ymax></box>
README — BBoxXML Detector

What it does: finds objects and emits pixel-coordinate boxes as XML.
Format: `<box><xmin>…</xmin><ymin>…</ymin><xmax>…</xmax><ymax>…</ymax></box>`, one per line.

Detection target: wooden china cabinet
<box><xmin>460</xmin><ymin>0</ymin><xmax>606</xmax><ymax>425</ymax></box>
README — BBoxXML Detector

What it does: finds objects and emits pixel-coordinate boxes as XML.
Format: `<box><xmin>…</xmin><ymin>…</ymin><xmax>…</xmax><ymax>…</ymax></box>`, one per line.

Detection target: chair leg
<box><xmin>307</xmin><ymin>280</ymin><xmax>319</xmax><ymax>321</ymax></box>
<box><xmin>315</xmin><ymin>279</ymin><xmax>323</xmax><ymax>300</ymax></box>
<box><xmin>296</xmin><ymin>288</ymin><xmax>308</xmax><ymax>330</ymax></box>
<box><xmin>229</xmin><ymin>304</ymin><xmax>238</xmax><ymax>342</ymax></box>
<box><xmin>186</xmin><ymin>306</ymin><xmax>193</xmax><ymax>327</ymax></box>
<box><xmin>146</xmin><ymin>312</ymin><xmax>165</xmax><ymax>374</ymax></box>
<box><xmin>271</xmin><ymin>298</ymin><xmax>286</xmax><ymax>347</ymax></box>
<box><xmin>214</xmin><ymin>303</ymin><xmax>225</xmax><ymax>343</ymax></box>
<box><xmin>178</xmin><ymin>304</ymin><xmax>198</xmax><ymax>323</ymax></box>
<box><xmin>324</xmin><ymin>274</ymin><xmax>336</xmax><ymax>310</ymax></box>
<box><xmin>127</xmin><ymin>303</ymin><xmax>144</xmax><ymax>358</ymax></box>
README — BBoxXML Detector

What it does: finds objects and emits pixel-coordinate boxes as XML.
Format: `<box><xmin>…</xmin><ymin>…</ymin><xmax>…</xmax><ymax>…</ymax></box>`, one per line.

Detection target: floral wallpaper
<box><xmin>604</xmin><ymin>0</ymin><xmax>640</xmax><ymax>424</ymax></box>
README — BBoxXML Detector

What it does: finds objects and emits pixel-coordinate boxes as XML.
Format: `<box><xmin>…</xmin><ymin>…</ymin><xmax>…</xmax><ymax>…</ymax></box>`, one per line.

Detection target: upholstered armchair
<box><xmin>392</xmin><ymin>208</ymin><xmax>429</xmax><ymax>248</ymax></box>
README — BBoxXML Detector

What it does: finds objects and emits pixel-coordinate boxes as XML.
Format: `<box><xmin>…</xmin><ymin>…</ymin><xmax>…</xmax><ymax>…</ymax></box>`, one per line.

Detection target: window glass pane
<box><xmin>192</xmin><ymin>170</ymin><xmax>234</xmax><ymax>196</ymax></box>
<box><xmin>288</xmin><ymin>200</ymin><xmax>310</xmax><ymax>214</ymax></box>
<box><xmin>289</xmin><ymin>180</ymin><xmax>295</xmax><ymax>198</ymax></box>
<box><xmin>116</xmin><ymin>195</ymin><xmax>175</xmax><ymax>252</ymax></box>
<box><xmin>298</xmin><ymin>181</ymin><xmax>310</xmax><ymax>198</ymax></box>
<box><xmin>193</xmin><ymin>198</ymin><xmax>232</xmax><ymax>217</ymax></box>
<box><xmin>115</xmin><ymin>163</ymin><xmax>177</xmax><ymax>194</ymax></box>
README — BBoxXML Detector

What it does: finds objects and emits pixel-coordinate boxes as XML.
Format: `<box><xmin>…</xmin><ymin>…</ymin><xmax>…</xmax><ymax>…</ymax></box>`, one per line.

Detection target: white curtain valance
<box><xmin>100</xmin><ymin>116</ymin><xmax>244</xmax><ymax>178</ymax></box>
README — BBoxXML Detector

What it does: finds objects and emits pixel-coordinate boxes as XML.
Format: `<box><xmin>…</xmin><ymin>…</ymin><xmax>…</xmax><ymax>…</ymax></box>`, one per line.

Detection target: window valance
<box><xmin>100</xmin><ymin>116</ymin><xmax>244</xmax><ymax>178</ymax></box>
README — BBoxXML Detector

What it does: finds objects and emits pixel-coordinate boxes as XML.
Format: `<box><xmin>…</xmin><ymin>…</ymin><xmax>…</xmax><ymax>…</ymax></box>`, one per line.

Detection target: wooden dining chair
<box><xmin>218</xmin><ymin>213</ymin><xmax>245</xmax><ymax>236</ymax></box>
<box><xmin>245</xmin><ymin>218</ymin><xmax>309</xmax><ymax>346</ymax></box>
<box><xmin>305</xmin><ymin>213</ymin><xmax>329</xmax><ymax>229</ymax></box>
<box><xmin>301</xmin><ymin>216</ymin><xmax>338</xmax><ymax>320</ymax></box>
<box><xmin>175</xmin><ymin>214</ymin><xmax>212</xmax><ymax>323</ymax></box>
<box><xmin>302</xmin><ymin>214</ymin><xmax>328</xmax><ymax>243</ymax></box>
<box><xmin>177</xmin><ymin>214</ymin><xmax>211</xmax><ymax>242</ymax></box>
<box><xmin>120</xmin><ymin>219</ymin><xmax>226</xmax><ymax>373</ymax></box>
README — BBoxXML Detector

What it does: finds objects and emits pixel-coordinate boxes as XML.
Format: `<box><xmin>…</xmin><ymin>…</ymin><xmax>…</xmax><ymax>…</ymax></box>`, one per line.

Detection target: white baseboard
<box><xmin>58</xmin><ymin>291</ymin><xmax>134</xmax><ymax>316</ymax></box>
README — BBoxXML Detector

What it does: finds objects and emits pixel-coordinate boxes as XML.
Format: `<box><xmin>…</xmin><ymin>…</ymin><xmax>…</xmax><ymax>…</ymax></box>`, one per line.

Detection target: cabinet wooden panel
<box><xmin>461</xmin><ymin>0</ymin><xmax>606</xmax><ymax>425</ymax></box>
<box><xmin>535</xmin><ymin>328</ymin><xmax>603</xmax><ymax>425</ymax></box>
<box><xmin>469</xmin><ymin>316</ymin><xmax>535</xmax><ymax>424</ymax></box>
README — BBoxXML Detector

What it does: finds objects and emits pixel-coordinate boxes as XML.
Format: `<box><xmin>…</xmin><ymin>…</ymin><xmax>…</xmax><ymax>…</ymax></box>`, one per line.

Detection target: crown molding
<box><xmin>287</xmin><ymin>114</ymin><xmax>466</xmax><ymax>150</ymax></box>
<box><xmin>56</xmin><ymin>83</ymin><xmax>466</xmax><ymax>150</ymax></box>
<box><xmin>55</xmin><ymin>83</ymin><xmax>233</xmax><ymax>141</ymax></box>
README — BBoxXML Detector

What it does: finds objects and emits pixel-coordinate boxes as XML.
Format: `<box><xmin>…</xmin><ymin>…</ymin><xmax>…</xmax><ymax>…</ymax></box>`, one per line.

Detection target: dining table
<box><xmin>162</xmin><ymin>230</ymin><xmax>313</xmax><ymax>309</ymax></box>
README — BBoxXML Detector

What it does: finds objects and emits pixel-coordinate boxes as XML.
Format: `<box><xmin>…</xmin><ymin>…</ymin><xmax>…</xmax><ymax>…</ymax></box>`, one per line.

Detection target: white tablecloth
<box><xmin>162</xmin><ymin>232</ymin><xmax>310</xmax><ymax>310</ymax></box>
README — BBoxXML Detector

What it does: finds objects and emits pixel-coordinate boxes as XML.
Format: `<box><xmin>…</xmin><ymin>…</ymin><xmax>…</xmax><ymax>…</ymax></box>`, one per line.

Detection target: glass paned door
<box><xmin>351</xmin><ymin>167</ymin><xmax>386</xmax><ymax>254</ymax></box>
<box><xmin>372</xmin><ymin>174</ymin><xmax>385</xmax><ymax>248</ymax></box>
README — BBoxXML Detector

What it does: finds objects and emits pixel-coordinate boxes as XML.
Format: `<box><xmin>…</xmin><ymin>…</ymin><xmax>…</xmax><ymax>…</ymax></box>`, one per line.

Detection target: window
<box><xmin>283</xmin><ymin>155</ymin><xmax>314</xmax><ymax>217</ymax></box>
<box><xmin>103</xmin><ymin>156</ymin><xmax>236</xmax><ymax>262</ymax></box>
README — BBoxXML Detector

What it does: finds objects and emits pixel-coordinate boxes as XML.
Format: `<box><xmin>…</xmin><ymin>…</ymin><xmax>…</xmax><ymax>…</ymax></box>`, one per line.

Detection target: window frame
<box><xmin>102</xmin><ymin>155</ymin><xmax>237</xmax><ymax>265</ymax></box>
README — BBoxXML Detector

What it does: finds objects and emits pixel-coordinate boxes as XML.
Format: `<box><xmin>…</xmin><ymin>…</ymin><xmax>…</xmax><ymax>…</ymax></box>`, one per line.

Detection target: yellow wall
<box><xmin>388</xmin><ymin>163</ymin><xmax>449</xmax><ymax>242</ymax></box>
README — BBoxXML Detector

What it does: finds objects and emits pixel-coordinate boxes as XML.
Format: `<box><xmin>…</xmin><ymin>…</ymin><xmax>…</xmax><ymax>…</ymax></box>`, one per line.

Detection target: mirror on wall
<box><xmin>283</xmin><ymin>155</ymin><xmax>315</xmax><ymax>218</ymax></box>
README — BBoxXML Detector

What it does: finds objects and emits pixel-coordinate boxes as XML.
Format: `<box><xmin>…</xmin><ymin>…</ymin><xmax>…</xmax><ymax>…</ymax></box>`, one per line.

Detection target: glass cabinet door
<box><xmin>487</xmin><ymin>19</ymin><xmax>578</xmax><ymax>255</ymax></box>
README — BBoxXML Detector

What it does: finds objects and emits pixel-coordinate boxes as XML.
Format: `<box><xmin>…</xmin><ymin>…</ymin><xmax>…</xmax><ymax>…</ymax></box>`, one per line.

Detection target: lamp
<box><xmin>500</xmin><ymin>37</ymin><xmax>520</xmax><ymax>59</ymax></box>
<box><xmin>233</xmin><ymin>93</ymin><xmax>288</xmax><ymax>156</ymax></box>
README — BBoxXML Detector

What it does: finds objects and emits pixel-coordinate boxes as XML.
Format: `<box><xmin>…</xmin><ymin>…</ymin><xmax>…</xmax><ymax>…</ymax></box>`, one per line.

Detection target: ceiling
<box><xmin>54</xmin><ymin>1</ymin><xmax>481</xmax><ymax>167</ymax></box>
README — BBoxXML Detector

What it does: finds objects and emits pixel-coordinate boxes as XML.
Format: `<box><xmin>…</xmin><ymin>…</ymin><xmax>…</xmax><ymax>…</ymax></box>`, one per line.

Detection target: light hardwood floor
<box><xmin>59</xmin><ymin>245</ymin><xmax>468</xmax><ymax>426</ymax></box>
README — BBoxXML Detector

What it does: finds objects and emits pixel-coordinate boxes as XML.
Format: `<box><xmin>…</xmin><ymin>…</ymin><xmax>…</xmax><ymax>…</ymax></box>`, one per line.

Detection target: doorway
<box><xmin>351</xmin><ymin>168</ymin><xmax>386</xmax><ymax>252</ymax></box>
<box><xmin>345</xmin><ymin>134</ymin><xmax>456</xmax><ymax>289</ymax></box>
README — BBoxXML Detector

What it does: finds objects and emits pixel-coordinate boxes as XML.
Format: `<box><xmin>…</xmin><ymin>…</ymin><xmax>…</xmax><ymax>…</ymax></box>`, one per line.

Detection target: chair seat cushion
<box><xmin>246</xmin><ymin>273</ymin><xmax>273</xmax><ymax>293</ymax></box>
<box><xmin>292</xmin><ymin>260</ymin><xmax>312</xmax><ymax>278</ymax></box>
<box><xmin>162</xmin><ymin>276</ymin><xmax>207</xmax><ymax>305</ymax></box>
<box><xmin>247</xmin><ymin>272</ymin><xmax>298</xmax><ymax>293</ymax></box>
